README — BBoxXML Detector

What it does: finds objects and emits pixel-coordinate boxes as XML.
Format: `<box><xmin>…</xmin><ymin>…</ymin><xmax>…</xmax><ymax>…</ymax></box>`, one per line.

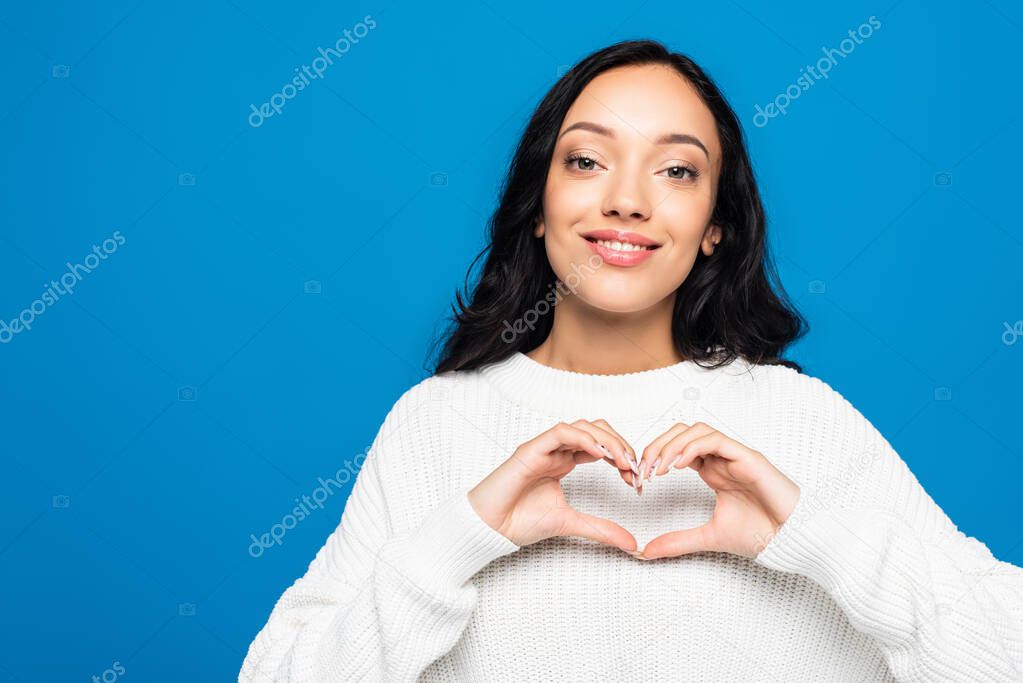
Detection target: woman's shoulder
<box><xmin>736</xmin><ymin>356</ymin><xmax>846</xmax><ymax>401</ymax></box>
<box><xmin>744</xmin><ymin>360</ymin><xmax>897</xmax><ymax>466</ymax></box>
<box><xmin>373</xmin><ymin>367</ymin><xmax>481</xmax><ymax>436</ymax></box>
<box><xmin>736</xmin><ymin>359</ymin><xmax>881</xmax><ymax>437</ymax></box>
<box><xmin>377</xmin><ymin>374</ymin><xmax>453</xmax><ymax>429</ymax></box>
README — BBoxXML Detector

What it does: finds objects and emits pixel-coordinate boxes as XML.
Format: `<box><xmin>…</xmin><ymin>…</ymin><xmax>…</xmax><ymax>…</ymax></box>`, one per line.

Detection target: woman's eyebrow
<box><xmin>558</xmin><ymin>120</ymin><xmax>709</xmax><ymax>160</ymax></box>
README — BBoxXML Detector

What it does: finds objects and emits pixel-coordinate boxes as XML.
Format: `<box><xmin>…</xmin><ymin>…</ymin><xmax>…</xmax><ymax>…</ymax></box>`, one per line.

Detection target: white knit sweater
<box><xmin>239</xmin><ymin>351</ymin><xmax>1023</xmax><ymax>682</ymax></box>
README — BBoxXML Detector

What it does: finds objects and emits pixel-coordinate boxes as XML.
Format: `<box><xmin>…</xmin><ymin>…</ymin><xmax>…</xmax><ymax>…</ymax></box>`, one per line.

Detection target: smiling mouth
<box><xmin>583</xmin><ymin>236</ymin><xmax>660</xmax><ymax>252</ymax></box>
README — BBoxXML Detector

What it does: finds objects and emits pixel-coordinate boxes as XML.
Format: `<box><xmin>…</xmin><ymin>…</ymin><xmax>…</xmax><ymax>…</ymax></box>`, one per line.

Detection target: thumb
<box><xmin>561</xmin><ymin>509</ymin><xmax>637</xmax><ymax>552</ymax></box>
<box><xmin>641</xmin><ymin>525</ymin><xmax>713</xmax><ymax>560</ymax></box>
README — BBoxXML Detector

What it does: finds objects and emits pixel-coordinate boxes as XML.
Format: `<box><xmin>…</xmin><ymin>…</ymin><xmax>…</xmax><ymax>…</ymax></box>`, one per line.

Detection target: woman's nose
<box><xmin>601</xmin><ymin>172</ymin><xmax>650</xmax><ymax>221</ymax></box>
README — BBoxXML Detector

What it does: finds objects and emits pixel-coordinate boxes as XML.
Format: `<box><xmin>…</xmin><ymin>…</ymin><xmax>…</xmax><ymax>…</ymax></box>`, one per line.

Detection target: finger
<box><xmin>562</xmin><ymin>508</ymin><xmax>638</xmax><ymax>552</ymax></box>
<box><xmin>529</xmin><ymin>445</ymin><xmax>598</xmax><ymax>480</ymax></box>
<box><xmin>639</xmin><ymin>422</ymin><xmax>691</xmax><ymax>481</ymax></box>
<box><xmin>572</xmin><ymin>420</ymin><xmax>638</xmax><ymax>476</ymax></box>
<box><xmin>605</xmin><ymin>462</ymin><xmax>640</xmax><ymax>493</ymax></box>
<box><xmin>590</xmin><ymin>419</ymin><xmax>639</xmax><ymax>473</ymax></box>
<box><xmin>640</xmin><ymin>524</ymin><xmax>715</xmax><ymax>560</ymax></box>
<box><xmin>575</xmin><ymin>452</ymin><xmax>640</xmax><ymax>493</ymax></box>
<box><xmin>606</xmin><ymin>456</ymin><xmax>642</xmax><ymax>496</ymax></box>
<box><xmin>537</xmin><ymin>423</ymin><xmax>605</xmax><ymax>457</ymax></box>
<box><xmin>657</xmin><ymin>423</ymin><xmax>716</xmax><ymax>476</ymax></box>
<box><xmin>591</xmin><ymin>419</ymin><xmax>642</xmax><ymax>495</ymax></box>
<box><xmin>573</xmin><ymin>449</ymin><xmax>633</xmax><ymax>478</ymax></box>
<box><xmin>567</xmin><ymin>442</ymin><xmax>613</xmax><ymax>462</ymax></box>
<box><xmin>621</xmin><ymin>468</ymin><xmax>640</xmax><ymax>494</ymax></box>
<box><xmin>521</xmin><ymin>424</ymin><xmax>606</xmax><ymax>476</ymax></box>
<box><xmin>571</xmin><ymin>449</ymin><xmax>628</xmax><ymax>475</ymax></box>
<box><xmin>670</xmin><ymin>431</ymin><xmax>748</xmax><ymax>474</ymax></box>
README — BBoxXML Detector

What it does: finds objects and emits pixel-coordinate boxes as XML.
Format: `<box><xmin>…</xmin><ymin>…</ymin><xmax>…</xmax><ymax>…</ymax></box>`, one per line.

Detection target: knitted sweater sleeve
<box><xmin>753</xmin><ymin>377</ymin><xmax>1023</xmax><ymax>681</ymax></box>
<box><xmin>238</xmin><ymin>395</ymin><xmax>521</xmax><ymax>682</ymax></box>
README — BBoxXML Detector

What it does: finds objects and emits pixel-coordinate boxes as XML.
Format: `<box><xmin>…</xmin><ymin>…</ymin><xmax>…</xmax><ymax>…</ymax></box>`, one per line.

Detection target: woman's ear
<box><xmin>533</xmin><ymin>215</ymin><xmax>545</xmax><ymax>238</ymax></box>
<box><xmin>701</xmin><ymin>224</ymin><xmax>722</xmax><ymax>256</ymax></box>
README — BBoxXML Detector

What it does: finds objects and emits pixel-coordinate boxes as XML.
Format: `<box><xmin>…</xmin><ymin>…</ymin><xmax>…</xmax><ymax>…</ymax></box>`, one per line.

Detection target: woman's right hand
<box><xmin>467</xmin><ymin>420</ymin><xmax>641</xmax><ymax>552</ymax></box>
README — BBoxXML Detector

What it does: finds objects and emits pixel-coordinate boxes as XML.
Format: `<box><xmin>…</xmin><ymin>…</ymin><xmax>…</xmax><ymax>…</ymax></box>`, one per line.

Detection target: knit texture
<box><xmin>239</xmin><ymin>351</ymin><xmax>1023</xmax><ymax>682</ymax></box>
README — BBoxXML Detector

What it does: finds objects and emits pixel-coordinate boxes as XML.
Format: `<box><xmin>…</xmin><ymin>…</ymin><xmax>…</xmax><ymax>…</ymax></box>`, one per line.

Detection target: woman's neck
<box><xmin>526</xmin><ymin>295</ymin><xmax>684</xmax><ymax>376</ymax></box>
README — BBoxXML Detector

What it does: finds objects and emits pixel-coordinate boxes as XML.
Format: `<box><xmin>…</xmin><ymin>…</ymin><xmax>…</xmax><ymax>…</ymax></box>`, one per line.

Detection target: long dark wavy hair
<box><xmin>430</xmin><ymin>39</ymin><xmax>808</xmax><ymax>375</ymax></box>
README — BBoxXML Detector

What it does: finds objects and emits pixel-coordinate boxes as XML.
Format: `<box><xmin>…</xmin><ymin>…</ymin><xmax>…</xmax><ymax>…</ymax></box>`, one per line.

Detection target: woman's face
<box><xmin>535</xmin><ymin>63</ymin><xmax>723</xmax><ymax>314</ymax></box>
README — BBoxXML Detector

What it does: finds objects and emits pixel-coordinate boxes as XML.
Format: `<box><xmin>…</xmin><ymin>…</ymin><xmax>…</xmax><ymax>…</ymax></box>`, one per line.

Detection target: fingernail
<box><xmin>629</xmin><ymin>458</ymin><xmax>639</xmax><ymax>475</ymax></box>
<box><xmin>652</xmin><ymin>457</ymin><xmax>661</xmax><ymax>476</ymax></box>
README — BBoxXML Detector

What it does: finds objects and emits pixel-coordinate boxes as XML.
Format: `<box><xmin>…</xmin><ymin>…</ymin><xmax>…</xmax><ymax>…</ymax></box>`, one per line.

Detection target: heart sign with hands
<box><xmin>636</xmin><ymin>421</ymin><xmax>801</xmax><ymax>560</ymax></box>
<box><xmin>469</xmin><ymin>419</ymin><xmax>800</xmax><ymax>562</ymax></box>
<box><xmin>468</xmin><ymin>419</ymin><xmax>643</xmax><ymax>553</ymax></box>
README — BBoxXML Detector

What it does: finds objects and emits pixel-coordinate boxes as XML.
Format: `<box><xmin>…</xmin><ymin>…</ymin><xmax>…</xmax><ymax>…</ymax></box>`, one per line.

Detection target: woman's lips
<box><xmin>583</xmin><ymin>236</ymin><xmax>659</xmax><ymax>266</ymax></box>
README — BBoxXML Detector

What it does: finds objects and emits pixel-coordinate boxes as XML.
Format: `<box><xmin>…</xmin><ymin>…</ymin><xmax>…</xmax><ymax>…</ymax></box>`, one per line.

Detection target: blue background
<box><xmin>2</xmin><ymin>1</ymin><xmax>1022</xmax><ymax>680</ymax></box>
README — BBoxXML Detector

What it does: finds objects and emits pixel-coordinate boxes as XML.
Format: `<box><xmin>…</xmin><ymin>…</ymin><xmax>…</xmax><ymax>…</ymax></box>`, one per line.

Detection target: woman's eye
<box><xmin>565</xmin><ymin>154</ymin><xmax>600</xmax><ymax>172</ymax></box>
<box><xmin>661</xmin><ymin>165</ymin><xmax>699</xmax><ymax>182</ymax></box>
<box><xmin>565</xmin><ymin>155</ymin><xmax>699</xmax><ymax>182</ymax></box>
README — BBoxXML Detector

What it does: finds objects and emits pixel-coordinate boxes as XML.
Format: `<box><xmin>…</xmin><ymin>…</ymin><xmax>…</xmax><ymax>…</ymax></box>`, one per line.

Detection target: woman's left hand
<box><xmin>635</xmin><ymin>422</ymin><xmax>801</xmax><ymax>560</ymax></box>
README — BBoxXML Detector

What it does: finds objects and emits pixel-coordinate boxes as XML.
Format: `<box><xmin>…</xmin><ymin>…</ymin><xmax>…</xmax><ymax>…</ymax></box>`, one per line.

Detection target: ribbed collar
<box><xmin>478</xmin><ymin>350</ymin><xmax>743</xmax><ymax>420</ymax></box>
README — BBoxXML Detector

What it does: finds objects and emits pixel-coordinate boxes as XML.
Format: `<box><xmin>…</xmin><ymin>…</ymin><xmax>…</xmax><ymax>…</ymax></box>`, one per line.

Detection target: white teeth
<box><xmin>595</xmin><ymin>239</ymin><xmax>649</xmax><ymax>252</ymax></box>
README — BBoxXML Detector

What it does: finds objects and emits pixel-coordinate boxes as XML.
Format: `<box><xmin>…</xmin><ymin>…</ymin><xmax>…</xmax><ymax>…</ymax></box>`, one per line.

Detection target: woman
<box><xmin>240</xmin><ymin>40</ymin><xmax>1023</xmax><ymax>681</ymax></box>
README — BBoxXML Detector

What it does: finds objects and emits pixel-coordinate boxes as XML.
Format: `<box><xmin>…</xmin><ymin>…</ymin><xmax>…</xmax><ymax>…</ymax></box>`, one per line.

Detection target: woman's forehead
<box><xmin>561</xmin><ymin>65</ymin><xmax>720</xmax><ymax>162</ymax></box>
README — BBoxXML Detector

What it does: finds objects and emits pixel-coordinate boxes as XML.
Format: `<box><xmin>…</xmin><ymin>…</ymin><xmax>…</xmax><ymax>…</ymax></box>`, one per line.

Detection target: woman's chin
<box><xmin>576</xmin><ymin>288</ymin><xmax>664</xmax><ymax>315</ymax></box>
